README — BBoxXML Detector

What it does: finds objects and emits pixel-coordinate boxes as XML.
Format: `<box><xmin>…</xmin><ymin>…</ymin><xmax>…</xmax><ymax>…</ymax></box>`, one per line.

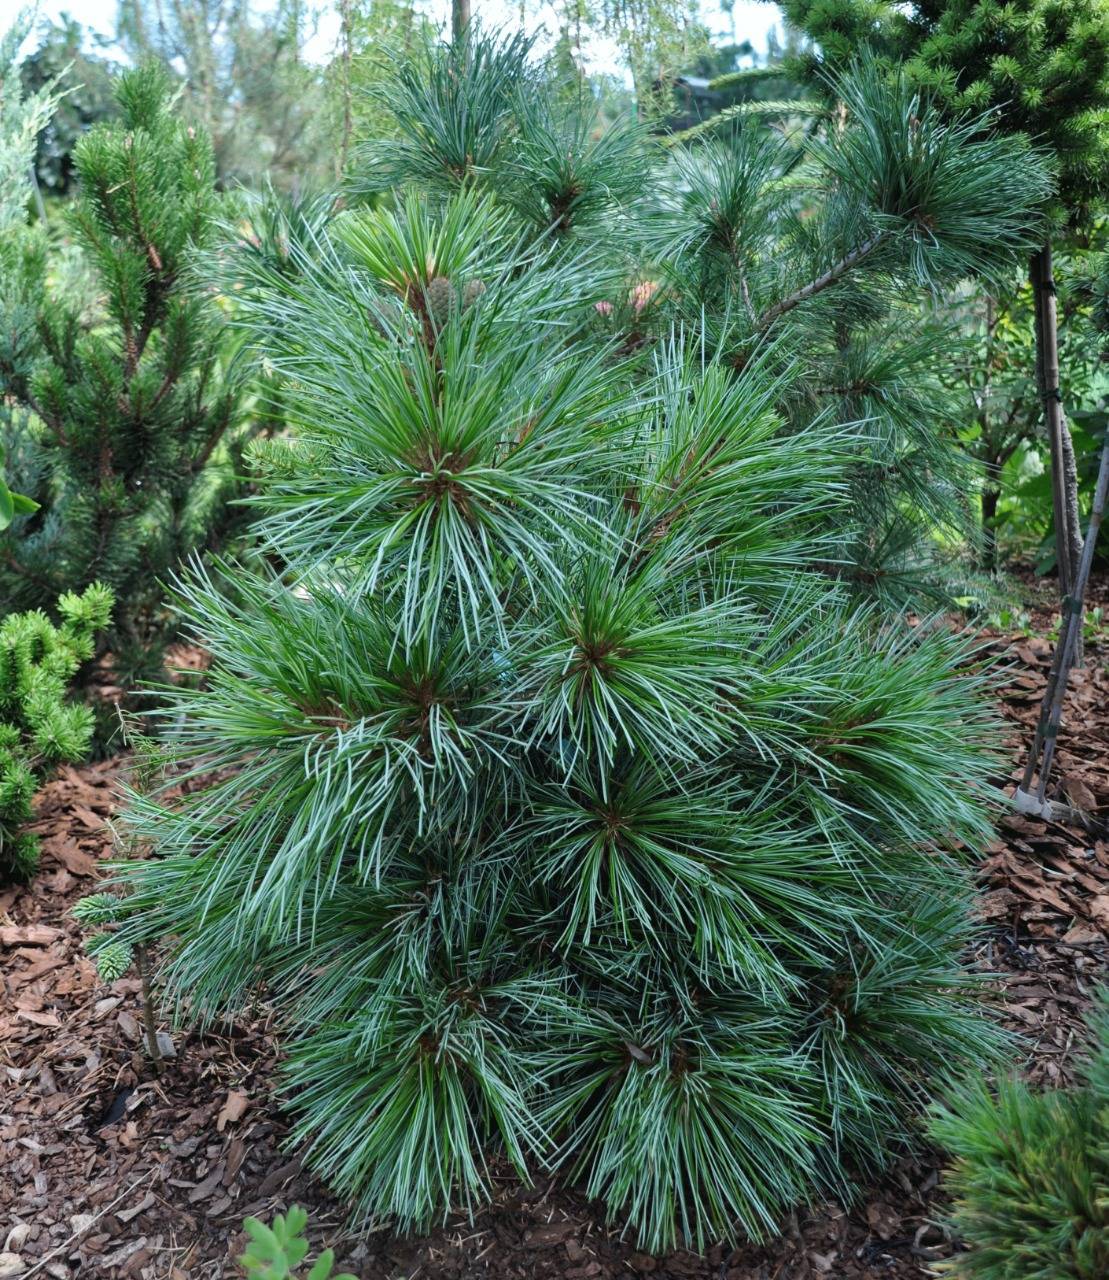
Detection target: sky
<box><xmin>27</xmin><ymin>0</ymin><xmax>784</xmax><ymax>76</ymax></box>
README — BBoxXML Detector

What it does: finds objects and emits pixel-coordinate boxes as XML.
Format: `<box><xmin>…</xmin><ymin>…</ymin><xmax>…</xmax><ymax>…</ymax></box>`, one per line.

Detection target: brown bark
<box><xmin>981</xmin><ymin>482</ymin><xmax>1001</xmax><ymax>572</ymax></box>
<box><xmin>1030</xmin><ymin>243</ymin><xmax>1082</xmax><ymax>597</ymax></box>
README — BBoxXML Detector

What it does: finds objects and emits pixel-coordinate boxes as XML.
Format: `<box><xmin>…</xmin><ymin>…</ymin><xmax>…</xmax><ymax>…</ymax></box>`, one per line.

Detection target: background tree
<box><xmin>943</xmin><ymin>251</ymin><xmax>1106</xmax><ymax>571</ymax></box>
<box><xmin>644</xmin><ymin>54</ymin><xmax>1053</xmax><ymax>605</ymax></box>
<box><xmin>116</xmin><ymin>0</ymin><xmax>330</xmax><ymax>189</ymax></box>
<box><xmin>0</xmin><ymin>11</ymin><xmax>58</xmax><ymax>541</ymax></box>
<box><xmin>776</xmin><ymin>0</ymin><xmax>1109</xmax><ymax>596</ymax></box>
<box><xmin>0</xmin><ymin>8</ymin><xmax>60</xmax><ymax>229</ymax></box>
<box><xmin>0</xmin><ymin>62</ymin><xmax>246</xmax><ymax>688</ymax></box>
<box><xmin>19</xmin><ymin>15</ymin><xmax>119</xmax><ymax>199</ymax></box>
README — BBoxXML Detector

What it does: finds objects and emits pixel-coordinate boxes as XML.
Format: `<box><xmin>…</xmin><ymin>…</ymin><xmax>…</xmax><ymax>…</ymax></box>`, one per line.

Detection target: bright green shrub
<box><xmin>0</xmin><ymin>583</ymin><xmax>113</xmax><ymax>880</ymax></box>
<box><xmin>931</xmin><ymin>992</ymin><xmax>1109</xmax><ymax>1279</ymax></box>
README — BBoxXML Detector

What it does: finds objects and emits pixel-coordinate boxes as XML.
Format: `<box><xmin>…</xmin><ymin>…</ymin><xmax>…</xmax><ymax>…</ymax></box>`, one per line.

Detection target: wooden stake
<box><xmin>1017</xmin><ymin>427</ymin><xmax>1109</xmax><ymax>814</ymax></box>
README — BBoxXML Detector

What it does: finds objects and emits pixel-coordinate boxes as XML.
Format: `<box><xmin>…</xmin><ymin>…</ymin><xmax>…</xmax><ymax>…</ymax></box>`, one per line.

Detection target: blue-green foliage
<box><xmin>107</xmin><ymin>32</ymin><xmax>1041</xmax><ymax>1253</ymax></box>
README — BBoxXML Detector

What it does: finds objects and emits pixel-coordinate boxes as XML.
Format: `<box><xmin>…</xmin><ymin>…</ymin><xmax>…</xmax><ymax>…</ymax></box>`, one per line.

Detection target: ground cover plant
<box><xmin>930</xmin><ymin>990</ymin><xmax>1109</xmax><ymax>1279</ymax></box>
<box><xmin>0</xmin><ymin>583</ymin><xmax>113</xmax><ymax>881</ymax></box>
<box><xmin>86</xmin><ymin>34</ymin><xmax>1065</xmax><ymax>1253</ymax></box>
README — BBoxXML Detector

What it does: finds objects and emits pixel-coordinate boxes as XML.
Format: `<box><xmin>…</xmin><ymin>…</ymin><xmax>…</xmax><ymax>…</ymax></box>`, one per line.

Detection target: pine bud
<box><xmin>462</xmin><ymin>279</ymin><xmax>486</xmax><ymax>309</ymax></box>
<box><xmin>425</xmin><ymin>275</ymin><xmax>456</xmax><ymax>326</ymax></box>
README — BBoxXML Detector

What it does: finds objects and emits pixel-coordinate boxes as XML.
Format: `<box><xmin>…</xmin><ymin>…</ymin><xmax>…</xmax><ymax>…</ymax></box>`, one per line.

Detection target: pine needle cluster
<box><xmin>646</xmin><ymin>54</ymin><xmax>1052</xmax><ymax>605</ymax></box>
<box><xmin>0</xmin><ymin>583</ymin><xmax>113</xmax><ymax>881</ymax></box>
<box><xmin>931</xmin><ymin>991</ymin><xmax>1109</xmax><ymax>1279</ymax></box>
<box><xmin>777</xmin><ymin>0</ymin><xmax>1109</xmax><ymax>213</ymax></box>
<box><xmin>109</xmin><ymin>33</ymin><xmax>1021</xmax><ymax>1251</ymax></box>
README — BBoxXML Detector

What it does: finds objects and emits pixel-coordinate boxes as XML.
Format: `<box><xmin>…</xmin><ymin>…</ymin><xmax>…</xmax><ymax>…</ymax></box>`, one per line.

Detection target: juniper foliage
<box><xmin>110</xmin><ymin>37</ymin><xmax>1017</xmax><ymax>1251</ymax></box>
<box><xmin>0</xmin><ymin>584</ymin><xmax>113</xmax><ymax>882</ymax></box>
<box><xmin>0</xmin><ymin>62</ymin><xmax>245</xmax><ymax>686</ymax></box>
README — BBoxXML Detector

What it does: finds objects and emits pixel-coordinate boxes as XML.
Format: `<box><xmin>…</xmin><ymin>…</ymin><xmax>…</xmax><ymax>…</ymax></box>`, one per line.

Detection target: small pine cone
<box><xmin>425</xmin><ymin>275</ymin><xmax>456</xmax><ymax>326</ymax></box>
<box><xmin>462</xmin><ymin>279</ymin><xmax>487</xmax><ymax>309</ymax></box>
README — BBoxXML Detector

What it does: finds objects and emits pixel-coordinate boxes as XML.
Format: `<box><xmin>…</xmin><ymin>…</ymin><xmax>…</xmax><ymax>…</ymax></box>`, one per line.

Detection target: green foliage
<box><xmin>940</xmin><ymin>236</ymin><xmax>1108</xmax><ymax>568</ymax></box>
<box><xmin>0</xmin><ymin>62</ymin><xmax>247</xmax><ymax>686</ymax></box>
<box><xmin>0</xmin><ymin>584</ymin><xmax>113</xmax><ymax>881</ymax></box>
<box><xmin>648</xmin><ymin>54</ymin><xmax>1052</xmax><ymax>604</ymax></box>
<box><xmin>779</xmin><ymin>0</ymin><xmax>1109</xmax><ymax>214</ymax></box>
<box><xmin>112</xmin><ymin>137</ymin><xmax>1007</xmax><ymax>1250</ymax></box>
<box><xmin>19</xmin><ymin>15</ymin><xmax>120</xmax><ymax>198</ymax></box>
<box><xmin>930</xmin><ymin>991</ymin><xmax>1109</xmax><ymax>1279</ymax></box>
<box><xmin>0</xmin><ymin>9</ymin><xmax>61</xmax><ymax>233</ymax></box>
<box><xmin>74</xmin><ymin>891</ymin><xmax>140</xmax><ymax>982</ymax></box>
<box><xmin>0</xmin><ymin>442</ymin><xmax>38</xmax><ymax>530</ymax></box>
<box><xmin>116</xmin><ymin>0</ymin><xmax>329</xmax><ymax>190</ymax></box>
<box><xmin>237</xmin><ymin>1206</ymin><xmax>356</xmax><ymax>1280</ymax></box>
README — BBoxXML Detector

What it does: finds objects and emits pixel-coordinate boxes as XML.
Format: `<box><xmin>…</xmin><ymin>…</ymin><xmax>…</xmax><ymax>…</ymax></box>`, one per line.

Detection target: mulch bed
<box><xmin>2</xmin><ymin>581</ymin><xmax>1107</xmax><ymax>1280</ymax></box>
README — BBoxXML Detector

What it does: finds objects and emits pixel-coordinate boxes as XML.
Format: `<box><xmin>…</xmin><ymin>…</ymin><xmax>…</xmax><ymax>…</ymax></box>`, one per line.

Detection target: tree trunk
<box><xmin>452</xmin><ymin>0</ymin><xmax>470</xmax><ymax>42</ymax></box>
<box><xmin>981</xmin><ymin>481</ymin><xmax>1001</xmax><ymax>573</ymax></box>
<box><xmin>1030</xmin><ymin>244</ymin><xmax>1082</xmax><ymax>596</ymax></box>
<box><xmin>1031</xmin><ymin>242</ymin><xmax>1086</xmax><ymax>664</ymax></box>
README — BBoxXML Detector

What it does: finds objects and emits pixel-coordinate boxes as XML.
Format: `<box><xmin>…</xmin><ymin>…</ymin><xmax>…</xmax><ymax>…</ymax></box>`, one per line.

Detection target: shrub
<box><xmin>0</xmin><ymin>584</ymin><xmax>113</xmax><ymax>881</ymax></box>
<box><xmin>109</xmin><ymin>174</ymin><xmax>1006</xmax><ymax>1250</ymax></box>
<box><xmin>930</xmin><ymin>991</ymin><xmax>1109</xmax><ymax>1279</ymax></box>
<box><xmin>100</xmin><ymin>31</ymin><xmax>1063</xmax><ymax>1253</ymax></box>
<box><xmin>0</xmin><ymin>61</ymin><xmax>245</xmax><ymax>687</ymax></box>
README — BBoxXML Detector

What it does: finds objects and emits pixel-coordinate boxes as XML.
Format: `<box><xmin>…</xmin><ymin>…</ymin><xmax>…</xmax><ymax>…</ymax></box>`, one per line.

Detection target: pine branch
<box><xmin>756</xmin><ymin>231</ymin><xmax>891</xmax><ymax>329</ymax></box>
<box><xmin>663</xmin><ymin>99</ymin><xmax>826</xmax><ymax>147</ymax></box>
<box><xmin>708</xmin><ymin>67</ymin><xmax>793</xmax><ymax>91</ymax></box>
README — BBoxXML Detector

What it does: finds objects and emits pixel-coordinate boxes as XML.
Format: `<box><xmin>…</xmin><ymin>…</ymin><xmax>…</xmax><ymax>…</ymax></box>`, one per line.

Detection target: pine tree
<box><xmin>777</xmin><ymin>0</ymin><xmax>1109</xmax><ymax>595</ymax></box>
<box><xmin>0</xmin><ymin>10</ymin><xmax>58</xmax><ymax>528</ymax></box>
<box><xmin>0</xmin><ymin>584</ymin><xmax>113</xmax><ymax>882</ymax></box>
<box><xmin>109</xmin><ymin>35</ymin><xmax>1021</xmax><ymax>1252</ymax></box>
<box><xmin>0</xmin><ymin>62</ymin><xmax>246</xmax><ymax>686</ymax></box>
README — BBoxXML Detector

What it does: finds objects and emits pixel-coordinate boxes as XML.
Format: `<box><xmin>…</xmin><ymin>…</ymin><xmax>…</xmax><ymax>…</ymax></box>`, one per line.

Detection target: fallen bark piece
<box><xmin>1</xmin><ymin>925</ymin><xmax>62</xmax><ymax>947</ymax></box>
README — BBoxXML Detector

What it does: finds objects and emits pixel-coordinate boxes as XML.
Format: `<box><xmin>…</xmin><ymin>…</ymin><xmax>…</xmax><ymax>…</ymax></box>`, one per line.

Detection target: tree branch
<box><xmin>757</xmin><ymin>231</ymin><xmax>890</xmax><ymax>331</ymax></box>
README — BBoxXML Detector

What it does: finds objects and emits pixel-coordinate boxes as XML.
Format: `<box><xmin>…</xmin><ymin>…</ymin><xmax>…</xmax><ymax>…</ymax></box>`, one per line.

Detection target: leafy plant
<box><xmin>237</xmin><ymin>1206</ymin><xmax>355</xmax><ymax>1280</ymax></box>
<box><xmin>0</xmin><ymin>584</ymin><xmax>113</xmax><ymax>881</ymax></box>
<box><xmin>0</xmin><ymin>442</ymin><xmax>37</xmax><ymax>530</ymax></box>
<box><xmin>930</xmin><ymin>991</ymin><xmax>1109</xmax><ymax>1279</ymax></box>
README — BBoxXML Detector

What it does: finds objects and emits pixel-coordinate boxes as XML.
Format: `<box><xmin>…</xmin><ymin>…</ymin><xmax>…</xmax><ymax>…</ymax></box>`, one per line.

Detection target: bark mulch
<box><xmin>2</xmin><ymin>595</ymin><xmax>1107</xmax><ymax>1280</ymax></box>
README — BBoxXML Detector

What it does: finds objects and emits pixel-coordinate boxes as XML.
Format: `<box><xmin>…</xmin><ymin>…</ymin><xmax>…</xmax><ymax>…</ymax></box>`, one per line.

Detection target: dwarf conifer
<box><xmin>0</xmin><ymin>61</ymin><xmax>244</xmax><ymax>686</ymax></box>
<box><xmin>108</xmin><ymin>34</ymin><xmax>1033</xmax><ymax>1251</ymax></box>
<box><xmin>0</xmin><ymin>584</ymin><xmax>112</xmax><ymax>881</ymax></box>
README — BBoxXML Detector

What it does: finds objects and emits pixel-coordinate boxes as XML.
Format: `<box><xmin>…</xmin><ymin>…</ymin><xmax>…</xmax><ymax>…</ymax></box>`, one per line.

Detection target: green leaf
<box><xmin>306</xmin><ymin>1249</ymin><xmax>335</xmax><ymax>1280</ymax></box>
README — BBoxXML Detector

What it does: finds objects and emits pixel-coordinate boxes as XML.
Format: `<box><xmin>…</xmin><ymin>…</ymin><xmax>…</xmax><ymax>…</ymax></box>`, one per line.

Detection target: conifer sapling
<box><xmin>107</xmin><ymin>34</ymin><xmax>1031</xmax><ymax>1252</ymax></box>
